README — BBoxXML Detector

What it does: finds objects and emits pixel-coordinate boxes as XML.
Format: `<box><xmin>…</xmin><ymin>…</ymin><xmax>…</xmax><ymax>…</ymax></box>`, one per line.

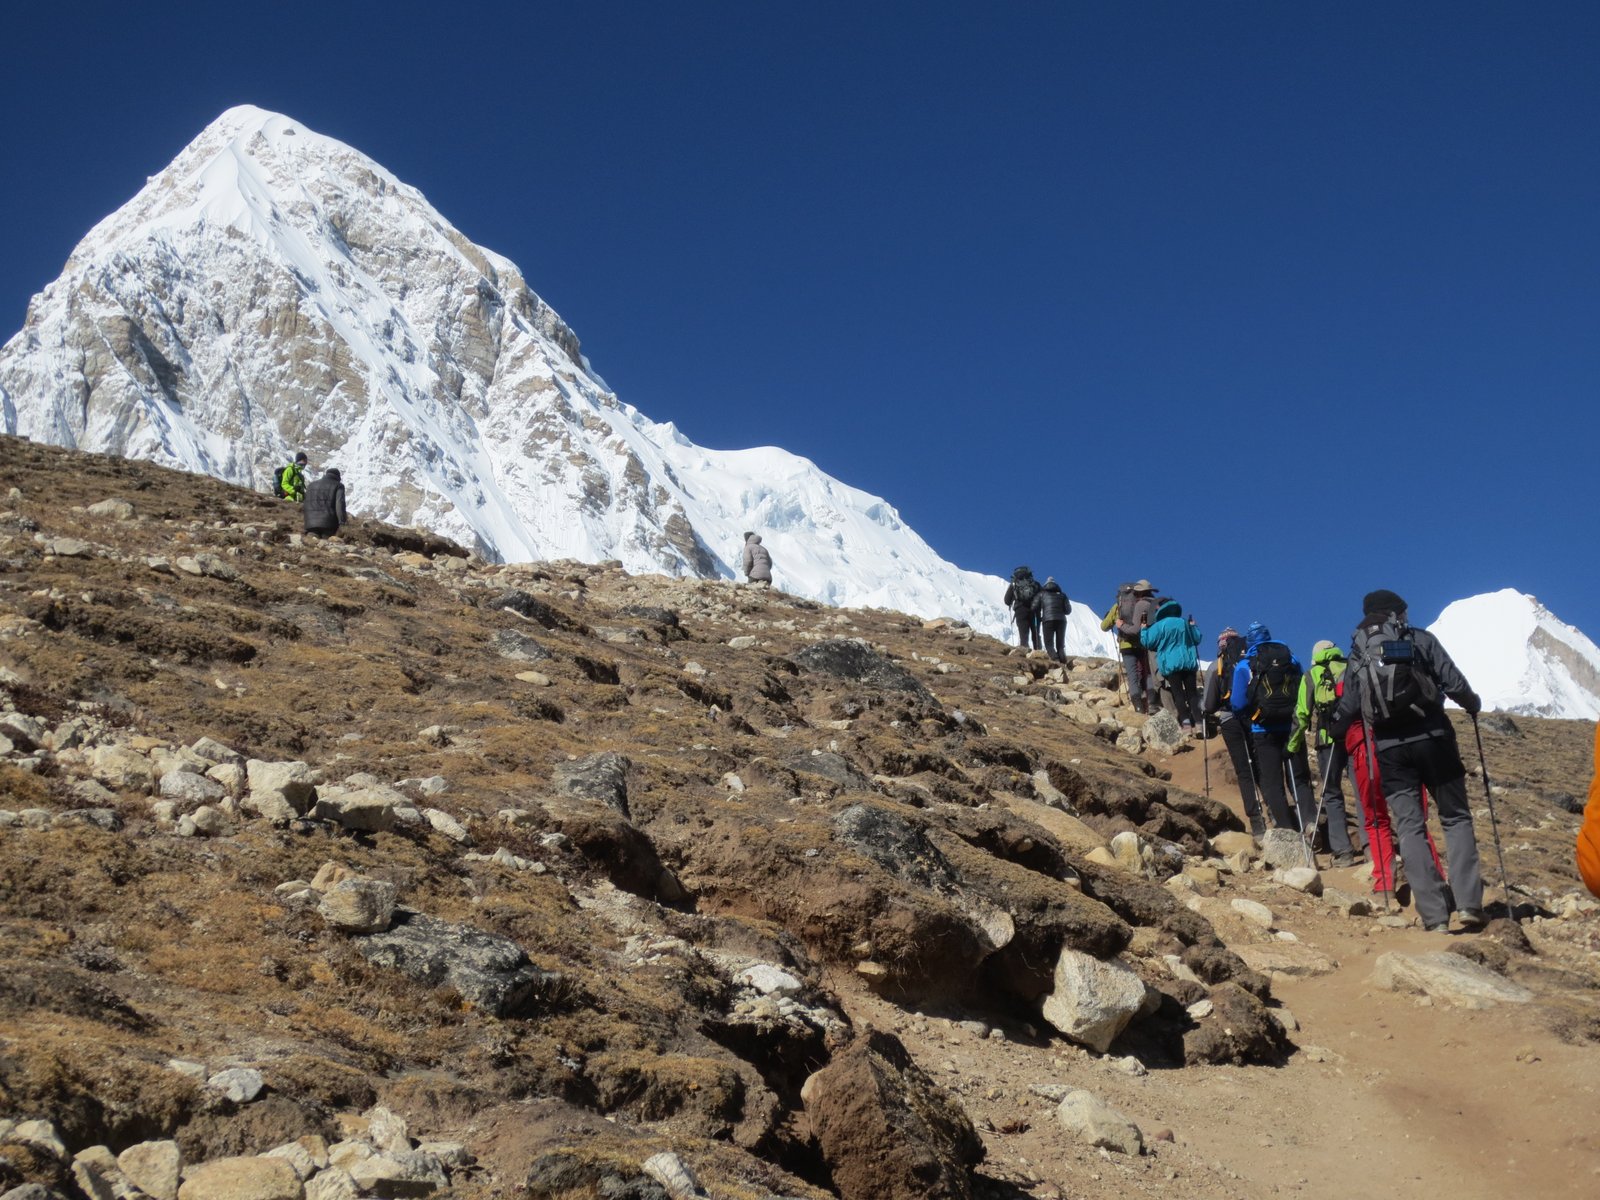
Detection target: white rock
<box><xmin>304</xmin><ymin>1168</ymin><xmax>359</xmax><ymax>1200</ymax></box>
<box><xmin>118</xmin><ymin>1139</ymin><xmax>182</xmax><ymax>1200</ymax></box>
<box><xmin>363</xmin><ymin>1106</ymin><xmax>410</xmax><ymax>1155</ymax></box>
<box><xmin>1039</xmin><ymin>948</ymin><xmax>1148</xmax><ymax>1053</ymax></box>
<box><xmin>87</xmin><ymin>498</ymin><xmax>136</xmax><ymax>520</ymax></box>
<box><xmin>1230</xmin><ymin>898</ymin><xmax>1276</xmax><ymax>929</ymax></box>
<box><xmin>1369</xmin><ymin>951</ymin><xmax>1534</xmax><ymax>1008</ymax></box>
<box><xmin>1055</xmin><ymin>1088</ymin><xmax>1144</xmax><ymax>1155</ymax></box>
<box><xmin>190</xmin><ymin>806</ymin><xmax>229</xmax><ymax>836</ymax></box>
<box><xmin>641</xmin><ymin>1151</ymin><xmax>705</xmax><ymax>1199</ymax></box>
<box><xmin>160</xmin><ymin>770</ymin><xmax>226</xmax><ymax>806</ymax></box>
<box><xmin>205</xmin><ymin>1067</ymin><xmax>265</xmax><ymax>1104</ymax></box>
<box><xmin>1272</xmin><ymin>866</ymin><xmax>1323</xmax><ymax>895</ymax></box>
<box><xmin>735</xmin><ymin>964</ymin><xmax>804</xmax><ymax>995</ymax></box>
<box><xmin>189</xmin><ymin>737</ymin><xmax>243</xmax><ymax>766</ymax></box>
<box><xmin>312</xmin><ymin>786</ymin><xmax>400</xmax><ymax>833</ymax></box>
<box><xmin>244</xmin><ymin>760</ymin><xmax>316</xmax><ymax>820</ymax></box>
<box><xmin>422</xmin><ymin>808</ymin><xmax>470</xmax><ymax>842</ymax></box>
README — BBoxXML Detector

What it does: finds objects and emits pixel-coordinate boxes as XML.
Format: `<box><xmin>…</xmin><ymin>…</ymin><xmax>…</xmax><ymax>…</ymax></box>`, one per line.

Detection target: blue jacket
<box><xmin>1138</xmin><ymin>600</ymin><xmax>1200</xmax><ymax>675</ymax></box>
<box><xmin>1230</xmin><ymin>626</ymin><xmax>1302</xmax><ymax>733</ymax></box>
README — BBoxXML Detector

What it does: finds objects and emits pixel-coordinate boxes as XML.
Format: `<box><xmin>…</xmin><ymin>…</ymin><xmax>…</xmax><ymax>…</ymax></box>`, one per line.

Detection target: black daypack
<box><xmin>272</xmin><ymin>465</ymin><xmax>289</xmax><ymax>498</ymax></box>
<box><xmin>1245</xmin><ymin>641</ymin><xmax>1301</xmax><ymax>726</ymax></box>
<box><xmin>1354</xmin><ymin>619</ymin><xmax>1441</xmax><ymax>731</ymax></box>
<box><xmin>1215</xmin><ymin>637</ymin><xmax>1247</xmax><ymax>704</ymax></box>
<box><xmin>1012</xmin><ymin>574</ymin><xmax>1040</xmax><ymax>607</ymax></box>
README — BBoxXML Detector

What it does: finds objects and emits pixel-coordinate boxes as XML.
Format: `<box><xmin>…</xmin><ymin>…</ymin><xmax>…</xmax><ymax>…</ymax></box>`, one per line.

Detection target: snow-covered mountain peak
<box><xmin>1427</xmin><ymin>589</ymin><xmax>1600</xmax><ymax>719</ymax></box>
<box><xmin>1</xmin><ymin>106</ymin><xmax>1111</xmax><ymax>650</ymax></box>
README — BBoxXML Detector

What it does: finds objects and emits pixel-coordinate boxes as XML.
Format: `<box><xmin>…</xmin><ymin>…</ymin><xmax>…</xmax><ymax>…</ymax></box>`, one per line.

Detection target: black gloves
<box><xmin>1462</xmin><ymin>692</ymin><xmax>1482</xmax><ymax>716</ymax></box>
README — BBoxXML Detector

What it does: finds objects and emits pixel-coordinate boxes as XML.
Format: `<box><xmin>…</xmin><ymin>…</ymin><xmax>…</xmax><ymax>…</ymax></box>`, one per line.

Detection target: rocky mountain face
<box><xmin>0</xmin><ymin>105</ymin><xmax>1107</xmax><ymax>650</ymax></box>
<box><xmin>1</xmin><ymin>437</ymin><xmax>1597</xmax><ymax>1200</ymax></box>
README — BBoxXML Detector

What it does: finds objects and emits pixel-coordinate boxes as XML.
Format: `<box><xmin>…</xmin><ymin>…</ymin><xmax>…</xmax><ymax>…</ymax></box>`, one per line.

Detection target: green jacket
<box><xmin>1290</xmin><ymin>643</ymin><xmax>1348</xmax><ymax>752</ymax></box>
<box><xmin>277</xmin><ymin>462</ymin><xmax>307</xmax><ymax>503</ymax></box>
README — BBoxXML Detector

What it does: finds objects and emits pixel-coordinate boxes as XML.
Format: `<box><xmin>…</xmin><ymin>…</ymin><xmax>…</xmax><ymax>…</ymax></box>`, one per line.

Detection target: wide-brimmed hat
<box><xmin>1132</xmin><ymin>579</ymin><xmax>1155</xmax><ymax>592</ymax></box>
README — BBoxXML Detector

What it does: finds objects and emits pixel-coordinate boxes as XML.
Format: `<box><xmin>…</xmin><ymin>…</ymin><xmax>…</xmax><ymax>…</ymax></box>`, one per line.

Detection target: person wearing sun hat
<box><xmin>1100</xmin><ymin>579</ymin><xmax>1160</xmax><ymax>713</ymax></box>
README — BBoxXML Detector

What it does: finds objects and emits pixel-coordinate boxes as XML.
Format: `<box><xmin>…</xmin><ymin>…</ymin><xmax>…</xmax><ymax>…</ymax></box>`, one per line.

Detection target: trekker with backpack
<box><xmin>1203</xmin><ymin>628</ymin><xmax>1266</xmax><ymax>834</ymax></box>
<box><xmin>1100</xmin><ymin>580</ymin><xmax>1159</xmax><ymax>712</ymax></box>
<box><xmin>1004</xmin><ymin>567</ymin><xmax>1043</xmax><ymax>652</ymax></box>
<box><xmin>274</xmin><ymin>452</ymin><xmax>308</xmax><ymax>502</ymax></box>
<box><xmin>1138</xmin><ymin>599</ymin><xmax>1202</xmax><ymax>731</ymax></box>
<box><xmin>1231</xmin><ymin>622</ymin><xmax>1314</xmax><ymax>833</ymax></box>
<box><xmin>1035</xmin><ymin>577</ymin><xmax>1072</xmax><ymax>663</ymax></box>
<box><xmin>1292</xmin><ymin>640</ymin><xmax>1366</xmax><ymax>866</ymax></box>
<box><xmin>1331</xmin><ymin>589</ymin><xmax>1486</xmax><ymax>932</ymax></box>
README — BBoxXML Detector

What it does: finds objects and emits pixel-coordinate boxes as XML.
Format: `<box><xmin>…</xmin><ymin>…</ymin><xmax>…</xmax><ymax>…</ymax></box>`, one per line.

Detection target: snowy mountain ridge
<box><xmin>1426</xmin><ymin>590</ymin><xmax>1600</xmax><ymax>721</ymax></box>
<box><xmin>0</xmin><ymin>105</ymin><xmax>1111</xmax><ymax>650</ymax></box>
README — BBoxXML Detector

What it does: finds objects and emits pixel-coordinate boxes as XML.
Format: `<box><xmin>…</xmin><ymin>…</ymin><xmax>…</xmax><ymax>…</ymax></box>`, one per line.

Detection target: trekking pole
<box><xmin>1470</xmin><ymin>714</ymin><xmax>1518</xmax><ymax>924</ymax></box>
<box><xmin>1239</xmin><ymin>727</ymin><xmax>1261</xmax><ymax>836</ymax></box>
<box><xmin>1284</xmin><ymin>752</ymin><xmax>1316</xmax><ymax>869</ymax></box>
<box><xmin>1201</xmin><ymin>717</ymin><xmax>1211</xmax><ymax>799</ymax></box>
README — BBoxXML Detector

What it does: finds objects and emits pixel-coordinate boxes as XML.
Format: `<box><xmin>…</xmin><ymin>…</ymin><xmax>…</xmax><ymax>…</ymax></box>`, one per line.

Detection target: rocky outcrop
<box><xmin>802</xmin><ymin>1030</ymin><xmax>983</xmax><ymax>1200</ymax></box>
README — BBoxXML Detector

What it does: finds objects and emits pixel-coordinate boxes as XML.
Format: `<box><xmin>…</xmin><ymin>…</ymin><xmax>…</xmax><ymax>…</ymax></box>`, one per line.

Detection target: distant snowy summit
<box><xmin>0</xmin><ymin>105</ymin><xmax>1106</xmax><ymax>650</ymax></box>
<box><xmin>1427</xmin><ymin>590</ymin><xmax>1600</xmax><ymax>720</ymax></box>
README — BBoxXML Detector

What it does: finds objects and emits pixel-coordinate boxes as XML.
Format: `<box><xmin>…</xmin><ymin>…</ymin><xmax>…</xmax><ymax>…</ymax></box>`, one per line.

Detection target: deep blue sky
<box><xmin>3</xmin><ymin>2</ymin><xmax>1596</xmax><ymax>658</ymax></box>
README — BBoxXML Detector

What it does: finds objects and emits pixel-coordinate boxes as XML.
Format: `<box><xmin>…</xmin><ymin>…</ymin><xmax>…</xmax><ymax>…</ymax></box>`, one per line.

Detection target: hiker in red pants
<box><xmin>1346</xmin><ymin>719</ymin><xmax>1442</xmax><ymax>909</ymax></box>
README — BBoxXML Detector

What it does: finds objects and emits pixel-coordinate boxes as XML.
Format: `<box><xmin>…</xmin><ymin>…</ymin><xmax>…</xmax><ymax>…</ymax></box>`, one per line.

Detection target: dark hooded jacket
<box><xmin>1034</xmin><ymin>580</ymin><xmax>1071</xmax><ymax>622</ymax></box>
<box><xmin>304</xmin><ymin>470</ymin><xmax>348</xmax><ymax>534</ymax></box>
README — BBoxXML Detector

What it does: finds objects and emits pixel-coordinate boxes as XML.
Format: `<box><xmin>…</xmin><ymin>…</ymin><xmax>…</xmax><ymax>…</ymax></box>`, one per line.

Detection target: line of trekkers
<box><xmin>1006</xmin><ymin>569</ymin><xmax>1496</xmax><ymax>933</ymax></box>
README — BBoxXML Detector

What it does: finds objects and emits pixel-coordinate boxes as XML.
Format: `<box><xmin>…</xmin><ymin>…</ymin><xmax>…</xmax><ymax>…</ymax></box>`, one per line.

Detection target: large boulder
<box><xmin>793</xmin><ymin>639</ymin><xmax>936</xmax><ymax>704</ymax></box>
<box><xmin>357</xmin><ymin>912</ymin><xmax>559</xmax><ymax>1017</ymax></box>
<box><xmin>244</xmin><ymin>761</ymin><xmax>317</xmax><ymax>821</ymax></box>
<box><xmin>1369</xmin><ymin>952</ymin><xmax>1533</xmax><ymax>1008</ymax></box>
<box><xmin>318</xmin><ymin>880</ymin><xmax>397</xmax><ymax>934</ymax></box>
<box><xmin>1039</xmin><ymin>948</ymin><xmax>1148</xmax><ymax>1053</ymax></box>
<box><xmin>1183</xmin><ymin>982</ymin><xmax>1288</xmax><ymax>1065</ymax></box>
<box><xmin>176</xmin><ymin>1156</ymin><xmax>301</xmax><ymax>1200</ymax></box>
<box><xmin>551</xmin><ymin>753</ymin><xmax>631</xmax><ymax>816</ymax></box>
<box><xmin>802</xmin><ymin>1029</ymin><xmax>983</xmax><ymax>1200</ymax></box>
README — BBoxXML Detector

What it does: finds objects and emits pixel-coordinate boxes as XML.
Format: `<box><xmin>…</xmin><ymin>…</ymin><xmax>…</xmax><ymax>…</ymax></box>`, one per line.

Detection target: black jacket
<box><xmin>304</xmin><ymin>472</ymin><xmax>348</xmax><ymax>533</ymax></box>
<box><xmin>1330</xmin><ymin>624</ymin><xmax>1478</xmax><ymax>744</ymax></box>
<box><xmin>1034</xmin><ymin>581</ymin><xmax>1071</xmax><ymax>621</ymax></box>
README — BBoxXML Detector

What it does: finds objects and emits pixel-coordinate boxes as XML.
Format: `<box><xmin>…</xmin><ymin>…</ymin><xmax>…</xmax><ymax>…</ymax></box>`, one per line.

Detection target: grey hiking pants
<box><xmin>1315</xmin><ymin>740</ymin><xmax>1364</xmax><ymax>856</ymax></box>
<box><xmin>1376</xmin><ymin>728</ymin><xmax>1484</xmax><ymax>927</ymax></box>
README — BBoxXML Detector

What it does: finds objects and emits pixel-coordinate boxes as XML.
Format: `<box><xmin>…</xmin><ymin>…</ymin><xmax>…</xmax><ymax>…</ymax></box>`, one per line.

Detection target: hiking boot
<box><xmin>1424</xmin><ymin>922</ymin><xmax>1450</xmax><ymax>933</ymax></box>
<box><xmin>1456</xmin><ymin>908</ymin><xmax>1487</xmax><ymax>931</ymax></box>
<box><xmin>1332</xmin><ymin>852</ymin><xmax>1358</xmax><ymax>868</ymax></box>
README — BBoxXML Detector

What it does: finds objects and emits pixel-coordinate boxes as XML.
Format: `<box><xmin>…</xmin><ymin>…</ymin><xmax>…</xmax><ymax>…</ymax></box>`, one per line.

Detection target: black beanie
<box><xmin>1363</xmin><ymin>589</ymin><xmax>1407</xmax><ymax>616</ymax></box>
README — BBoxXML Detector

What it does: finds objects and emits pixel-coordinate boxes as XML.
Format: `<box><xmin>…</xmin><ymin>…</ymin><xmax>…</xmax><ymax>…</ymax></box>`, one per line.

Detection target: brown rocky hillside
<box><xmin>0</xmin><ymin>435</ymin><xmax>1596</xmax><ymax>1200</ymax></box>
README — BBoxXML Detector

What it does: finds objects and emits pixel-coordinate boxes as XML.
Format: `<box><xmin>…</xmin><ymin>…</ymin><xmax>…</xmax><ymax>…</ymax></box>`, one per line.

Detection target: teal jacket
<box><xmin>1138</xmin><ymin>600</ymin><xmax>1201</xmax><ymax>675</ymax></box>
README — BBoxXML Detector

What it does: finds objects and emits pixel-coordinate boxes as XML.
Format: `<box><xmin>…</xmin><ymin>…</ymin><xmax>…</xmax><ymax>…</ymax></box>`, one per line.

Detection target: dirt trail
<box><xmin>1050</xmin><ymin>733</ymin><xmax>1600</xmax><ymax>1200</ymax></box>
